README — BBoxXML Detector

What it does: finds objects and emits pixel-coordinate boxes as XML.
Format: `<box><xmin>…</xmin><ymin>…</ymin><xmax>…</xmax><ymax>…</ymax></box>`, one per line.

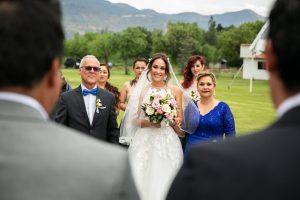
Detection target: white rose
<box><xmin>145</xmin><ymin>106</ymin><xmax>154</xmax><ymax>115</ymax></box>
<box><xmin>161</xmin><ymin>104</ymin><xmax>171</xmax><ymax>113</ymax></box>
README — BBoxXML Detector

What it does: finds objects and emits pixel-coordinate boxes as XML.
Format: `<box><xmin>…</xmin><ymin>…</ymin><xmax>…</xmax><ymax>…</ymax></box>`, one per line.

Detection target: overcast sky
<box><xmin>107</xmin><ymin>0</ymin><xmax>276</xmax><ymax>16</ymax></box>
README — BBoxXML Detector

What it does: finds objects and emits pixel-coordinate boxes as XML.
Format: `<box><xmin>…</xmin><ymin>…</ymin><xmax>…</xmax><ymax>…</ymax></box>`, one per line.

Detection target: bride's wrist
<box><xmin>141</xmin><ymin>120</ymin><xmax>153</xmax><ymax>128</ymax></box>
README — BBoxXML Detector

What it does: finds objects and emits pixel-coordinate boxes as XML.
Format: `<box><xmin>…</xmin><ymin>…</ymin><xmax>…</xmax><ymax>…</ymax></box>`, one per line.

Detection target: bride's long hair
<box><xmin>119</xmin><ymin>53</ymin><xmax>199</xmax><ymax>145</ymax></box>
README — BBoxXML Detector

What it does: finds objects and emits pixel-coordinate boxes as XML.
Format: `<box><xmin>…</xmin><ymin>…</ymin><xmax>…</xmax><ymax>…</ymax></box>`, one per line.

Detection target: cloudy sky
<box><xmin>107</xmin><ymin>0</ymin><xmax>276</xmax><ymax>16</ymax></box>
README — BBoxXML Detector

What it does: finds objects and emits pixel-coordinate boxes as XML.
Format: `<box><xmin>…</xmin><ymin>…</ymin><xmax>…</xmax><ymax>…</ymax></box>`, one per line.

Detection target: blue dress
<box><xmin>184</xmin><ymin>101</ymin><xmax>235</xmax><ymax>154</ymax></box>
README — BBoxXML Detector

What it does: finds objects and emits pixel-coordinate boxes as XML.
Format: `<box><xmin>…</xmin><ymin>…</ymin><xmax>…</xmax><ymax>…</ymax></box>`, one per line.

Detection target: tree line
<box><xmin>64</xmin><ymin>17</ymin><xmax>265</xmax><ymax>74</ymax></box>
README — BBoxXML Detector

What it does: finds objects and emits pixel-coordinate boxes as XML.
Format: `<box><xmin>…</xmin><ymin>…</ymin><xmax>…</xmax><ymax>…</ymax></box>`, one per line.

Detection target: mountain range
<box><xmin>61</xmin><ymin>0</ymin><xmax>265</xmax><ymax>38</ymax></box>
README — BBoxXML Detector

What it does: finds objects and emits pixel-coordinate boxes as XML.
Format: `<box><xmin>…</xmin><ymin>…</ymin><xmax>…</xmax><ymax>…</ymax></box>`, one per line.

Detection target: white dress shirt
<box><xmin>81</xmin><ymin>84</ymin><xmax>97</xmax><ymax>125</ymax></box>
<box><xmin>277</xmin><ymin>92</ymin><xmax>300</xmax><ymax>118</ymax></box>
<box><xmin>0</xmin><ymin>91</ymin><xmax>48</xmax><ymax>119</ymax></box>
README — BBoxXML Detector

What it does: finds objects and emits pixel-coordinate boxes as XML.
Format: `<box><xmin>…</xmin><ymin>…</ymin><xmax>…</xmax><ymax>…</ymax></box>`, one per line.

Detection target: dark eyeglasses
<box><xmin>81</xmin><ymin>66</ymin><xmax>101</xmax><ymax>72</ymax></box>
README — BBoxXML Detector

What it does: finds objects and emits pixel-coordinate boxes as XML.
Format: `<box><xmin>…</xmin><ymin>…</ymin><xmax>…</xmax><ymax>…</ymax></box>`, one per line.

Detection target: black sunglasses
<box><xmin>81</xmin><ymin>66</ymin><xmax>101</xmax><ymax>72</ymax></box>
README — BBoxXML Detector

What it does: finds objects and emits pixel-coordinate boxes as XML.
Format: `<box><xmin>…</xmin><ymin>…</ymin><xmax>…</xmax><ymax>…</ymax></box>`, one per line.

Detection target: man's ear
<box><xmin>40</xmin><ymin>58</ymin><xmax>61</xmax><ymax>115</ymax></box>
<box><xmin>48</xmin><ymin>58</ymin><xmax>61</xmax><ymax>87</ymax></box>
<box><xmin>265</xmin><ymin>39</ymin><xmax>278</xmax><ymax>73</ymax></box>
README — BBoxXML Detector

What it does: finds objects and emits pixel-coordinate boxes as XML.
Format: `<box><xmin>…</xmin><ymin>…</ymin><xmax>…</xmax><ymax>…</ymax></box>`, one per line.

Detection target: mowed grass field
<box><xmin>62</xmin><ymin>67</ymin><xmax>276</xmax><ymax>136</ymax></box>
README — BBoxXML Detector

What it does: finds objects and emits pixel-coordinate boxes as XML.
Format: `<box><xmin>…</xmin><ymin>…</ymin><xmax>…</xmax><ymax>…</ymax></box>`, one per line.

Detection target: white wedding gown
<box><xmin>128</xmin><ymin>88</ymin><xmax>183</xmax><ymax>200</ymax></box>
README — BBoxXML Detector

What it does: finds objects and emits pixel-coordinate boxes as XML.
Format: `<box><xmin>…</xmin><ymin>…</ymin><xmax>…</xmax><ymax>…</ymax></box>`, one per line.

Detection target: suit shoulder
<box><xmin>99</xmin><ymin>87</ymin><xmax>115</xmax><ymax>99</ymax></box>
<box><xmin>188</xmin><ymin>128</ymin><xmax>272</xmax><ymax>163</ymax></box>
<box><xmin>49</xmin><ymin>122</ymin><xmax>126</xmax><ymax>157</ymax></box>
<box><xmin>60</xmin><ymin>86</ymin><xmax>78</xmax><ymax>97</ymax></box>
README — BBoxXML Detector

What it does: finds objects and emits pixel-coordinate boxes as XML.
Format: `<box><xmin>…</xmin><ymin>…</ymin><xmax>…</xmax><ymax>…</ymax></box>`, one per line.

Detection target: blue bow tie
<box><xmin>82</xmin><ymin>88</ymin><xmax>97</xmax><ymax>96</ymax></box>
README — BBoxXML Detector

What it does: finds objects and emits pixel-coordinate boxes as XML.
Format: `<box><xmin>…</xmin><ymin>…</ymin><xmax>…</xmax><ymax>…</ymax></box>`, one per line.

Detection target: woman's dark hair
<box><xmin>130</xmin><ymin>57</ymin><xmax>148</xmax><ymax>86</ymax></box>
<box><xmin>146</xmin><ymin>53</ymin><xmax>170</xmax><ymax>82</ymax></box>
<box><xmin>101</xmin><ymin>63</ymin><xmax>120</xmax><ymax>105</ymax></box>
<box><xmin>182</xmin><ymin>55</ymin><xmax>207</xmax><ymax>89</ymax></box>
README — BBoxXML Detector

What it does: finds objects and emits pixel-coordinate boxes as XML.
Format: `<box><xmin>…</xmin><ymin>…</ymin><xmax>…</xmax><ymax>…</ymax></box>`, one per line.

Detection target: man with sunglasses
<box><xmin>55</xmin><ymin>55</ymin><xmax>120</xmax><ymax>144</ymax></box>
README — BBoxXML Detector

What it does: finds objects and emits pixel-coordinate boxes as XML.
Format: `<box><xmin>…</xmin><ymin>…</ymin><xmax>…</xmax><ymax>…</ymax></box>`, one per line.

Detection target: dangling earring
<box><xmin>164</xmin><ymin>75</ymin><xmax>167</xmax><ymax>81</ymax></box>
<box><xmin>147</xmin><ymin>73</ymin><xmax>152</xmax><ymax>81</ymax></box>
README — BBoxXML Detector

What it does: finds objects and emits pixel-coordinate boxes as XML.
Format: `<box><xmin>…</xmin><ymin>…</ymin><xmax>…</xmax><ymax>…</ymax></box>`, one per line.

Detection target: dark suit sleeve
<box><xmin>54</xmin><ymin>94</ymin><xmax>68</xmax><ymax>125</ymax></box>
<box><xmin>167</xmin><ymin>143</ymin><xmax>237</xmax><ymax>200</ymax></box>
<box><xmin>107</xmin><ymin>95</ymin><xmax>120</xmax><ymax>144</ymax></box>
<box><xmin>166</xmin><ymin>150</ymin><xmax>196</xmax><ymax>200</ymax></box>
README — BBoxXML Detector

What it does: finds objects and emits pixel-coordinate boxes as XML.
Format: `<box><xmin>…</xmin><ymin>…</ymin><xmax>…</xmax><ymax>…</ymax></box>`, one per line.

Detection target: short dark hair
<box><xmin>133</xmin><ymin>57</ymin><xmax>148</xmax><ymax>68</ymax></box>
<box><xmin>268</xmin><ymin>0</ymin><xmax>300</xmax><ymax>93</ymax></box>
<box><xmin>0</xmin><ymin>0</ymin><xmax>64</xmax><ymax>88</ymax></box>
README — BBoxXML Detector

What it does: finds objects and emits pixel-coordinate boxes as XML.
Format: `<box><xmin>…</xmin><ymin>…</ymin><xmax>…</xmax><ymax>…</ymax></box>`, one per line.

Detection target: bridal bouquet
<box><xmin>141</xmin><ymin>88</ymin><xmax>177</xmax><ymax>125</ymax></box>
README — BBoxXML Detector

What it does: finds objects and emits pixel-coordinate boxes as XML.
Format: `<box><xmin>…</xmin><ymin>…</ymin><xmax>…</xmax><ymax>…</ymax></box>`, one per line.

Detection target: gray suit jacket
<box><xmin>0</xmin><ymin>100</ymin><xmax>139</xmax><ymax>200</ymax></box>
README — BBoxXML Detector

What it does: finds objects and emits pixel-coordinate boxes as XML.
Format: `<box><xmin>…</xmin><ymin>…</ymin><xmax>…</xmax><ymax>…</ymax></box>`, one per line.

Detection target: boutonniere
<box><xmin>96</xmin><ymin>98</ymin><xmax>106</xmax><ymax>113</ymax></box>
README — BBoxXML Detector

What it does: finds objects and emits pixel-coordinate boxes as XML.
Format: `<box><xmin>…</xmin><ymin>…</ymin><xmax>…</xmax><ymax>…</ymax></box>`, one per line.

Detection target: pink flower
<box><xmin>169</xmin><ymin>99</ymin><xmax>177</xmax><ymax>107</ymax></box>
<box><xmin>155</xmin><ymin>94</ymin><xmax>162</xmax><ymax>100</ymax></box>
<box><xmin>166</xmin><ymin>112</ymin><xmax>174</xmax><ymax>120</ymax></box>
<box><xmin>156</xmin><ymin>108</ymin><xmax>163</xmax><ymax>114</ymax></box>
<box><xmin>152</xmin><ymin>99</ymin><xmax>160</xmax><ymax>109</ymax></box>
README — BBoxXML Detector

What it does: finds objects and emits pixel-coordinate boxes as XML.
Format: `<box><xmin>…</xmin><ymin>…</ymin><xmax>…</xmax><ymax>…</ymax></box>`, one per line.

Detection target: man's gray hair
<box><xmin>79</xmin><ymin>55</ymin><xmax>100</xmax><ymax>67</ymax></box>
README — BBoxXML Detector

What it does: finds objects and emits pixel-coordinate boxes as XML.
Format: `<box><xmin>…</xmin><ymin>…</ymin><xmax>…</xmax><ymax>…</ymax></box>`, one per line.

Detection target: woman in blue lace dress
<box><xmin>184</xmin><ymin>71</ymin><xmax>236</xmax><ymax>155</ymax></box>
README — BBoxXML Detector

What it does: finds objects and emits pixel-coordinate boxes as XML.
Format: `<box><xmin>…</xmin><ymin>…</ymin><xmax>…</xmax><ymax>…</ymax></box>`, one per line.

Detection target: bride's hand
<box><xmin>150</xmin><ymin>121</ymin><xmax>161</xmax><ymax>128</ymax></box>
<box><xmin>172</xmin><ymin>123</ymin><xmax>186</xmax><ymax>138</ymax></box>
<box><xmin>141</xmin><ymin>120</ymin><xmax>161</xmax><ymax>128</ymax></box>
<box><xmin>174</xmin><ymin>117</ymin><xmax>182</xmax><ymax>127</ymax></box>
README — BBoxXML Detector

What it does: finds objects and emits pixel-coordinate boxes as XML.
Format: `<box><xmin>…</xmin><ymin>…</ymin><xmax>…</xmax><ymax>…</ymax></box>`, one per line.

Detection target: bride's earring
<box><xmin>164</xmin><ymin>75</ymin><xmax>167</xmax><ymax>81</ymax></box>
<box><xmin>147</xmin><ymin>73</ymin><xmax>152</xmax><ymax>81</ymax></box>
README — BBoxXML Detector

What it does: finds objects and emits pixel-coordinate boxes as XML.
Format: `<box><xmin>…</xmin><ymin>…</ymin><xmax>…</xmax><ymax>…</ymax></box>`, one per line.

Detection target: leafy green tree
<box><xmin>116</xmin><ymin>27</ymin><xmax>148</xmax><ymax>74</ymax></box>
<box><xmin>218</xmin><ymin>20</ymin><xmax>264</xmax><ymax>67</ymax></box>
<box><xmin>136</xmin><ymin>27</ymin><xmax>153</xmax><ymax>58</ymax></box>
<box><xmin>200</xmin><ymin>44</ymin><xmax>220</xmax><ymax>64</ymax></box>
<box><xmin>89</xmin><ymin>32</ymin><xmax>116</xmax><ymax>63</ymax></box>
<box><xmin>64</xmin><ymin>33</ymin><xmax>89</xmax><ymax>58</ymax></box>
<box><xmin>164</xmin><ymin>22</ymin><xmax>205</xmax><ymax>68</ymax></box>
<box><xmin>204</xmin><ymin>16</ymin><xmax>217</xmax><ymax>46</ymax></box>
<box><xmin>151</xmin><ymin>29</ymin><xmax>167</xmax><ymax>54</ymax></box>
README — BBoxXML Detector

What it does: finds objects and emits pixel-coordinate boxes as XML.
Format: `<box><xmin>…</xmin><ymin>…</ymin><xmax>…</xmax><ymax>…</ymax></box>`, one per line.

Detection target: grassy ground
<box><xmin>62</xmin><ymin>67</ymin><xmax>276</xmax><ymax>136</ymax></box>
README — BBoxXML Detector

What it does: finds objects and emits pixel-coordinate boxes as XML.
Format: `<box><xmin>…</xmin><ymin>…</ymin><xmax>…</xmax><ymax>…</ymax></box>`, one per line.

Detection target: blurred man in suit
<box><xmin>0</xmin><ymin>0</ymin><xmax>138</xmax><ymax>199</ymax></box>
<box><xmin>50</xmin><ymin>71</ymin><xmax>72</xmax><ymax>119</ymax></box>
<box><xmin>54</xmin><ymin>55</ymin><xmax>120</xmax><ymax>143</ymax></box>
<box><xmin>167</xmin><ymin>0</ymin><xmax>300</xmax><ymax>199</ymax></box>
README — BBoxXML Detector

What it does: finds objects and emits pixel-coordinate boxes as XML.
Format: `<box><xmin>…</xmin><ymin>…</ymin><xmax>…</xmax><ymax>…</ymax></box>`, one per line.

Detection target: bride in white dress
<box><xmin>120</xmin><ymin>53</ymin><xmax>193</xmax><ymax>200</ymax></box>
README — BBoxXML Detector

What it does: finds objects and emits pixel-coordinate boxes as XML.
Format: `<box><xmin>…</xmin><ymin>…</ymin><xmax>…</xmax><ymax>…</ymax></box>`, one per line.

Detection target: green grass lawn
<box><xmin>62</xmin><ymin>67</ymin><xmax>276</xmax><ymax>136</ymax></box>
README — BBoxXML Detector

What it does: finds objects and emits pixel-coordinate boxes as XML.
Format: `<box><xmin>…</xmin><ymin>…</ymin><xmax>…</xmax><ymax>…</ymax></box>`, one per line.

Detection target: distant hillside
<box><xmin>61</xmin><ymin>0</ymin><xmax>265</xmax><ymax>37</ymax></box>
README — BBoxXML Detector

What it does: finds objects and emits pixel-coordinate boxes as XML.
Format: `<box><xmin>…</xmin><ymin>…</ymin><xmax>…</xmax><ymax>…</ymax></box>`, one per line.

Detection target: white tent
<box><xmin>240</xmin><ymin>21</ymin><xmax>269</xmax><ymax>80</ymax></box>
<box><xmin>250</xmin><ymin>21</ymin><xmax>269</xmax><ymax>56</ymax></box>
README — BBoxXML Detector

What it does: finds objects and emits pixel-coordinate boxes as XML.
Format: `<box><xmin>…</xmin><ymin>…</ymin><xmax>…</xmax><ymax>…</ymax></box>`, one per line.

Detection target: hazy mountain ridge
<box><xmin>62</xmin><ymin>0</ymin><xmax>265</xmax><ymax>37</ymax></box>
